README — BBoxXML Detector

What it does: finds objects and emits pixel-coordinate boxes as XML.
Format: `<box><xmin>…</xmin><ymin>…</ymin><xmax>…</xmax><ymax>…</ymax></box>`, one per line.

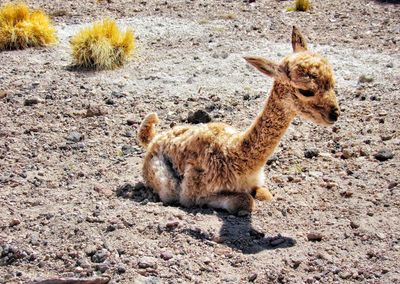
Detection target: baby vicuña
<box><xmin>138</xmin><ymin>26</ymin><xmax>340</xmax><ymax>215</ymax></box>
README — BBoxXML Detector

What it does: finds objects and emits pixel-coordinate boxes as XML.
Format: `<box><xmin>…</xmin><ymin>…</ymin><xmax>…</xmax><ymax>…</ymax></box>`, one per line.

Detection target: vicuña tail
<box><xmin>137</xmin><ymin>112</ymin><xmax>159</xmax><ymax>147</ymax></box>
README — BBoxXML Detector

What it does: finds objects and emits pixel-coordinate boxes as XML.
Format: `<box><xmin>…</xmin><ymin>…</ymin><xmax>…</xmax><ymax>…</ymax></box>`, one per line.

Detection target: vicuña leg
<box><xmin>205</xmin><ymin>192</ymin><xmax>255</xmax><ymax>215</ymax></box>
<box><xmin>253</xmin><ymin>186</ymin><xmax>273</xmax><ymax>201</ymax></box>
<box><xmin>143</xmin><ymin>154</ymin><xmax>180</xmax><ymax>204</ymax></box>
<box><xmin>180</xmin><ymin>167</ymin><xmax>255</xmax><ymax>215</ymax></box>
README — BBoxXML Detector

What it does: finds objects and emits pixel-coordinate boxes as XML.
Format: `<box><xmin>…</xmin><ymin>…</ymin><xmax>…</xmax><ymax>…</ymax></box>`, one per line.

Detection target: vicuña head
<box><xmin>138</xmin><ymin>26</ymin><xmax>340</xmax><ymax>215</ymax></box>
<box><xmin>244</xmin><ymin>26</ymin><xmax>340</xmax><ymax>126</ymax></box>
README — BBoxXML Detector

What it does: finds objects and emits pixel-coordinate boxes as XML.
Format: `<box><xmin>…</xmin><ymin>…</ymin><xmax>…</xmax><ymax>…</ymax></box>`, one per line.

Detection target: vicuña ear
<box><xmin>292</xmin><ymin>26</ymin><xmax>308</xmax><ymax>52</ymax></box>
<box><xmin>244</xmin><ymin>56</ymin><xmax>286</xmax><ymax>79</ymax></box>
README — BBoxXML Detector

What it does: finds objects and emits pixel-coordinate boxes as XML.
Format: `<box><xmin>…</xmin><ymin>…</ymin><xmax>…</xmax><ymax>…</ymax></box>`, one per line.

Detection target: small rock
<box><xmin>96</xmin><ymin>263</ymin><xmax>109</xmax><ymax>273</ymax></box>
<box><xmin>374</xmin><ymin>149</ymin><xmax>394</xmax><ymax>161</ymax></box>
<box><xmin>388</xmin><ymin>182</ymin><xmax>398</xmax><ymax>189</ymax></box>
<box><xmin>165</xmin><ymin>220</ymin><xmax>179</xmax><ymax>230</ymax></box>
<box><xmin>126</xmin><ymin>117</ymin><xmax>136</xmax><ymax>126</ymax></box>
<box><xmin>117</xmin><ymin>265</ymin><xmax>126</xmax><ymax>274</ymax></box>
<box><xmin>307</xmin><ymin>232</ymin><xmax>323</xmax><ymax>242</ymax></box>
<box><xmin>138</xmin><ymin>256</ymin><xmax>157</xmax><ymax>269</ymax></box>
<box><xmin>91</xmin><ymin>249</ymin><xmax>109</xmax><ymax>263</ymax></box>
<box><xmin>111</xmin><ymin>91</ymin><xmax>126</xmax><ymax>98</ymax></box>
<box><xmin>358</xmin><ymin>75</ymin><xmax>374</xmax><ymax>84</ymax></box>
<box><xmin>304</xmin><ymin>148</ymin><xmax>319</xmax><ymax>159</ymax></box>
<box><xmin>386</xmin><ymin>62</ymin><xmax>393</xmax><ymax>68</ymax></box>
<box><xmin>85</xmin><ymin>105</ymin><xmax>106</xmax><ymax>117</ymax></box>
<box><xmin>339</xmin><ymin>270</ymin><xmax>352</xmax><ymax>279</ymax></box>
<box><xmin>187</xmin><ymin>110</ymin><xmax>212</xmax><ymax>124</ymax></box>
<box><xmin>24</xmin><ymin>97</ymin><xmax>43</xmax><ymax>106</ymax></box>
<box><xmin>160</xmin><ymin>251</ymin><xmax>173</xmax><ymax>261</ymax></box>
<box><xmin>9</xmin><ymin>219</ymin><xmax>21</xmax><ymax>227</ymax></box>
<box><xmin>66</xmin><ymin>131</ymin><xmax>83</xmax><ymax>143</ymax></box>
<box><xmin>248</xmin><ymin>272</ymin><xmax>257</xmax><ymax>282</ymax></box>
<box><xmin>243</xmin><ymin>93</ymin><xmax>251</xmax><ymax>100</ymax></box>
<box><xmin>350</xmin><ymin>220</ymin><xmax>360</xmax><ymax>229</ymax></box>
<box><xmin>0</xmin><ymin>91</ymin><xmax>8</xmax><ymax>99</ymax></box>
<box><xmin>105</xmin><ymin>98</ymin><xmax>115</xmax><ymax>105</ymax></box>
<box><xmin>94</xmin><ymin>185</ymin><xmax>113</xmax><ymax>197</ymax></box>
<box><xmin>121</xmin><ymin>145</ymin><xmax>137</xmax><ymax>155</ymax></box>
<box><xmin>267</xmin><ymin>154</ymin><xmax>278</xmax><ymax>165</ymax></box>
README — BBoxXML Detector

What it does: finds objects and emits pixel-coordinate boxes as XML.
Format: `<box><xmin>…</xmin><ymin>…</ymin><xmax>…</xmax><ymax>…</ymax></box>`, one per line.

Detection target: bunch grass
<box><xmin>70</xmin><ymin>19</ymin><xmax>134</xmax><ymax>70</ymax></box>
<box><xmin>0</xmin><ymin>2</ymin><xmax>57</xmax><ymax>50</ymax></box>
<box><xmin>287</xmin><ymin>0</ymin><xmax>311</xmax><ymax>12</ymax></box>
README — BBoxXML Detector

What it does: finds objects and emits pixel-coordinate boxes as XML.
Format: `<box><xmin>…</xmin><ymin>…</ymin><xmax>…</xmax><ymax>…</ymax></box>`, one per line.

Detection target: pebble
<box><xmin>66</xmin><ymin>131</ymin><xmax>83</xmax><ymax>143</ymax></box>
<box><xmin>374</xmin><ymin>149</ymin><xmax>394</xmax><ymax>161</ymax></box>
<box><xmin>96</xmin><ymin>263</ymin><xmax>109</xmax><ymax>273</ymax></box>
<box><xmin>248</xmin><ymin>272</ymin><xmax>258</xmax><ymax>282</ymax></box>
<box><xmin>9</xmin><ymin>219</ymin><xmax>21</xmax><ymax>227</ymax></box>
<box><xmin>304</xmin><ymin>148</ymin><xmax>319</xmax><ymax>159</ymax></box>
<box><xmin>187</xmin><ymin>110</ymin><xmax>212</xmax><ymax>124</ymax></box>
<box><xmin>111</xmin><ymin>91</ymin><xmax>126</xmax><ymax>98</ymax></box>
<box><xmin>307</xmin><ymin>232</ymin><xmax>323</xmax><ymax>242</ymax></box>
<box><xmin>91</xmin><ymin>249</ymin><xmax>109</xmax><ymax>263</ymax></box>
<box><xmin>105</xmin><ymin>98</ymin><xmax>115</xmax><ymax>105</ymax></box>
<box><xmin>24</xmin><ymin>97</ymin><xmax>43</xmax><ymax>106</ymax></box>
<box><xmin>138</xmin><ymin>256</ymin><xmax>157</xmax><ymax>269</ymax></box>
<box><xmin>388</xmin><ymin>182</ymin><xmax>398</xmax><ymax>189</ymax></box>
<box><xmin>350</xmin><ymin>220</ymin><xmax>360</xmax><ymax>229</ymax></box>
<box><xmin>94</xmin><ymin>184</ymin><xmax>113</xmax><ymax>197</ymax></box>
<box><xmin>358</xmin><ymin>74</ymin><xmax>374</xmax><ymax>84</ymax></box>
<box><xmin>85</xmin><ymin>105</ymin><xmax>106</xmax><ymax>117</ymax></box>
<box><xmin>160</xmin><ymin>251</ymin><xmax>173</xmax><ymax>261</ymax></box>
<box><xmin>117</xmin><ymin>265</ymin><xmax>126</xmax><ymax>274</ymax></box>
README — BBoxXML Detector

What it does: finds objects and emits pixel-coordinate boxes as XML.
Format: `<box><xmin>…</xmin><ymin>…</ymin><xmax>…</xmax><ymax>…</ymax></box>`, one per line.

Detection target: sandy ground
<box><xmin>1</xmin><ymin>0</ymin><xmax>400</xmax><ymax>283</ymax></box>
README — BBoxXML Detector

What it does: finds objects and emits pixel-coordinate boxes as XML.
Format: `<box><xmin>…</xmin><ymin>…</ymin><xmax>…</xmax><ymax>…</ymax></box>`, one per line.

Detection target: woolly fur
<box><xmin>138</xmin><ymin>27</ymin><xmax>340</xmax><ymax>215</ymax></box>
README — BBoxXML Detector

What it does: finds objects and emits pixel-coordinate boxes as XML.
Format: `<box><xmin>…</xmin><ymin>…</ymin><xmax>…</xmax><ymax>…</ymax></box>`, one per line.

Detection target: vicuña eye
<box><xmin>299</xmin><ymin>89</ymin><xmax>314</xmax><ymax>97</ymax></box>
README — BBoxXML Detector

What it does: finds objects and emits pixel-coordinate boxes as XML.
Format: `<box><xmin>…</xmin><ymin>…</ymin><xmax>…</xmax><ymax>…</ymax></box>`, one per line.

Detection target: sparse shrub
<box><xmin>288</xmin><ymin>0</ymin><xmax>311</xmax><ymax>12</ymax></box>
<box><xmin>70</xmin><ymin>19</ymin><xmax>134</xmax><ymax>70</ymax></box>
<box><xmin>0</xmin><ymin>3</ymin><xmax>57</xmax><ymax>50</ymax></box>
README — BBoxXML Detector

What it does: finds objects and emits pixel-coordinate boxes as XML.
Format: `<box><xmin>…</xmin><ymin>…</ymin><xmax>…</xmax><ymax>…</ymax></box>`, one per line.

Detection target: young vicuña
<box><xmin>138</xmin><ymin>26</ymin><xmax>340</xmax><ymax>215</ymax></box>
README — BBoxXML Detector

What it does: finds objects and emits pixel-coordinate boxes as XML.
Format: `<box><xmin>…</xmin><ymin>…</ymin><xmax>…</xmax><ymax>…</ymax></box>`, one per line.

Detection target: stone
<box><xmin>304</xmin><ymin>148</ymin><xmax>319</xmax><ymax>159</ymax></box>
<box><xmin>187</xmin><ymin>110</ymin><xmax>212</xmax><ymax>124</ymax></box>
<box><xmin>9</xmin><ymin>219</ymin><xmax>21</xmax><ymax>227</ymax></box>
<box><xmin>358</xmin><ymin>74</ymin><xmax>374</xmax><ymax>84</ymax></box>
<box><xmin>374</xmin><ymin>149</ymin><xmax>394</xmax><ymax>161</ymax></box>
<box><xmin>138</xmin><ymin>256</ymin><xmax>157</xmax><ymax>269</ymax></box>
<box><xmin>94</xmin><ymin>185</ymin><xmax>113</xmax><ymax>197</ymax></box>
<box><xmin>248</xmin><ymin>273</ymin><xmax>257</xmax><ymax>282</ymax></box>
<box><xmin>24</xmin><ymin>97</ymin><xmax>43</xmax><ymax>106</ymax></box>
<box><xmin>160</xmin><ymin>251</ymin><xmax>173</xmax><ymax>261</ymax></box>
<box><xmin>66</xmin><ymin>132</ymin><xmax>83</xmax><ymax>143</ymax></box>
<box><xmin>307</xmin><ymin>232</ymin><xmax>323</xmax><ymax>242</ymax></box>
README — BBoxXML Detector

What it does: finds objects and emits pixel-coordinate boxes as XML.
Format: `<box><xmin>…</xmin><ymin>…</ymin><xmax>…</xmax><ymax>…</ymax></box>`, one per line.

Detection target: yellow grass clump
<box><xmin>288</xmin><ymin>0</ymin><xmax>311</xmax><ymax>12</ymax></box>
<box><xmin>70</xmin><ymin>19</ymin><xmax>134</xmax><ymax>70</ymax></box>
<box><xmin>0</xmin><ymin>2</ymin><xmax>57</xmax><ymax>50</ymax></box>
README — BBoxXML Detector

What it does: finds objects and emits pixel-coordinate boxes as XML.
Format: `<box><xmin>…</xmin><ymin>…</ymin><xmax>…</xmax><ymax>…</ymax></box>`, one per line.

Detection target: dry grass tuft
<box><xmin>70</xmin><ymin>19</ymin><xmax>134</xmax><ymax>70</ymax></box>
<box><xmin>0</xmin><ymin>2</ymin><xmax>57</xmax><ymax>50</ymax></box>
<box><xmin>287</xmin><ymin>0</ymin><xmax>311</xmax><ymax>12</ymax></box>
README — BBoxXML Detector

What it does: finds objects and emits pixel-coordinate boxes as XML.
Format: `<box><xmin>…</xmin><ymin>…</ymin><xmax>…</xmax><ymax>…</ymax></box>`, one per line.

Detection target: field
<box><xmin>1</xmin><ymin>0</ymin><xmax>399</xmax><ymax>283</ymax></box>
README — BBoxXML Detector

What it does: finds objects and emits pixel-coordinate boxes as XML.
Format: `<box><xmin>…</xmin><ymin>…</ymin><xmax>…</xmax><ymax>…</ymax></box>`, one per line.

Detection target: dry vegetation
<box><xmin>0</xmin><ymin>2</ymin><xmax>56</xmax><ymax>50</ymax></box>
<box><xmin>70</xmin><ymin>19</ymin><xmax>134</xmax><ymax>70</ymax></box>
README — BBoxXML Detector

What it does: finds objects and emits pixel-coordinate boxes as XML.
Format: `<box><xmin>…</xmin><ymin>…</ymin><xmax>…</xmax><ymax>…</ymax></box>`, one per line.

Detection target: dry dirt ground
<box><xmin>1</xmin><ymin>0</ymin><xmax>400</xmax><ymax>283</ymax></box>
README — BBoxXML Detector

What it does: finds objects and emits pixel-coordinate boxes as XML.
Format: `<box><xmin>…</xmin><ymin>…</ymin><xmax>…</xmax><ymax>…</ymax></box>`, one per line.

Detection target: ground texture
<box><xmin>0</xmin><ymin>0</ymin><xmax>399</xmax><ymax>283</ymax></box>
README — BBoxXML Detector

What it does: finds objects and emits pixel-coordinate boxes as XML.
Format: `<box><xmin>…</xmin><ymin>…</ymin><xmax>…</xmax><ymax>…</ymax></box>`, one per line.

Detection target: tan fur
<box><xmin>137</xmin><ymin>26</ymin><xmax>340</xmax><ymax>215</ymax></box>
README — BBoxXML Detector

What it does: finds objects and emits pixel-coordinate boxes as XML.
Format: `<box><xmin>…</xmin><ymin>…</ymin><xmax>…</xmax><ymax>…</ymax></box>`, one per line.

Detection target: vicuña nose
<box><xmin>329</xmin><ymin>107</ymin><xmax>339</xmax><ymax>122</ymax></box>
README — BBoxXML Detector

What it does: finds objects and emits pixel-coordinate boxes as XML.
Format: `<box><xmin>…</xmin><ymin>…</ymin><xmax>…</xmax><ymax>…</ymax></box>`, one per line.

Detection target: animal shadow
<box><xmin>116</xmin><ymin>182</ymin><xmax>296</xmax><ymax>254</ymax></box>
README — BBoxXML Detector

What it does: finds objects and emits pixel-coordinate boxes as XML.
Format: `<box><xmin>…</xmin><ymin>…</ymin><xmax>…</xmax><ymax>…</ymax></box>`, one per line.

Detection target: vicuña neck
<box><xmin>234</xmin><ymin>81</ymin><xmax>297</xmax><ymax>172</ymax></box>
